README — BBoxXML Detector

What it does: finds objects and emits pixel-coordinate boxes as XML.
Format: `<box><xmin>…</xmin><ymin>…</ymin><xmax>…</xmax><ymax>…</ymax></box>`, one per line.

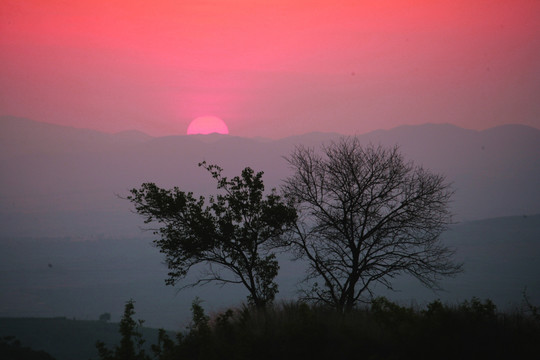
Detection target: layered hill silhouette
<box><xmin>1</xmin><ymin>115</ymin><xmax>539</xmax><ymax>238</ymax></box>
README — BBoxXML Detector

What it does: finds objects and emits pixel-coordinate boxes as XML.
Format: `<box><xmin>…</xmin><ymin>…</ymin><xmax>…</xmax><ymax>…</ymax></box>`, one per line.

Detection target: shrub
<box><xmin>101</xmin><ymin>297</ymin><xmax>540</xmax><ymax>360</ymax></box>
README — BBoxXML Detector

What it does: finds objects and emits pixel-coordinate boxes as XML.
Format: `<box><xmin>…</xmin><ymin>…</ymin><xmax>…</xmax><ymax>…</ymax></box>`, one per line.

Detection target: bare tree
<box><xmin>282</xmin><ymin>138</ymin><xmax>461</xmax><ymax>312</ymax></box>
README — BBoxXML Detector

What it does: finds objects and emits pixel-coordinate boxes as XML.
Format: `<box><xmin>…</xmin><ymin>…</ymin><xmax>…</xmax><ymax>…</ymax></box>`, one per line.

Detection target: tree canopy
<box><xmin>282</xmin><ymin>138</ymin><xmax>462</xmax><ymax>312</ymax></box>
<box><xmin>127</xmin><ymin>162</ymin><xmax>297</xmax><ymax>308</ymax></box>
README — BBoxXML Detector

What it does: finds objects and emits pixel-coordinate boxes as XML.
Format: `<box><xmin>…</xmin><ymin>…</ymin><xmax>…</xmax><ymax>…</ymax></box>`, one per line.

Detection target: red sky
<box><xmin>1</xmin><ymin>0</ymin><xmax>539</xmax><ymax>138</ymax></box>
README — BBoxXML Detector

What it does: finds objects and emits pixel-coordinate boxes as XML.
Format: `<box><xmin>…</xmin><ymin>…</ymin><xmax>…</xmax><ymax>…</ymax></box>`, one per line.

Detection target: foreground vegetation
<box><xmin>98</xmin><ymin>297</ymin><xmax>540</xmax><ymax>360</ymax></box>
<box><xmin>0</xmin><ymin>335</ymin><xmax>55</xmax><ymax>360</ymax></box>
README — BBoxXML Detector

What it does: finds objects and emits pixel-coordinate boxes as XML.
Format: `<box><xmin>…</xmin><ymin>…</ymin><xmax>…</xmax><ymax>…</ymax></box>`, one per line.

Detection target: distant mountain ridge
<box><xmin>1</xmin><ymin>115</ymin><xmax>539</xmax><ymax>237</ymax></box>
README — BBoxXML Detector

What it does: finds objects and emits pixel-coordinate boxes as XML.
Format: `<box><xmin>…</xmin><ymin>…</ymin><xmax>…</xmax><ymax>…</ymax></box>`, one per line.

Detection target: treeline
<box><xmin>98</xmin><ymin>297</ymin><xmax>540</xmax><ymax>360</ymax></box>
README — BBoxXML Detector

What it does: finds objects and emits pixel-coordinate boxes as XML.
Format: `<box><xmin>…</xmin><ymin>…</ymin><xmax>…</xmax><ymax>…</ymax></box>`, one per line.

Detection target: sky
<box><xmin>1</xmin><ymin>0</ymin><xmax>539</xmax><ymax>138</ymax></box>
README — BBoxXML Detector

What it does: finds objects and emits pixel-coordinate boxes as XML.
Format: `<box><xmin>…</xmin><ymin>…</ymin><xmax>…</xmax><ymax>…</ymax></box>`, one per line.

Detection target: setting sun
<box><xmin>186</xmin><ymin>116</ymin><xmax>229</xmax><ymax>135</ymax></box>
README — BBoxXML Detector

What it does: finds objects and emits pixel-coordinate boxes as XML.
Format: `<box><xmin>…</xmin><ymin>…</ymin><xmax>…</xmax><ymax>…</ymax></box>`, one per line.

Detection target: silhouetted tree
<box><xmin>96</xmin><ymin>300</ymin><xmax>148</xmax><ymax>360</ymax></box>
<box><xmin>100</xmin><ymin>298</ymin><xmax>539</xmax><ymax>360</ymax></box>
<box><xmin>99</xmin><ymin>312</ymin><xmax>111</xmax><ymax>322</ymax></box>
<box><xmin>127</xmin><ymin>162</ymin><xmax>297</xmax><ymax>308</ymax></box>
<box><xmin>282</xmin><ymin>138</ymin><xmax>461</xmax><ymax>312</ymax></box>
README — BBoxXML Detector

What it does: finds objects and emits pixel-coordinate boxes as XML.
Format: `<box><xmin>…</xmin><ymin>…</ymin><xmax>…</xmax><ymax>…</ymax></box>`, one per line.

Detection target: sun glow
<box><xmin>187</xmin><ymin>116</ymin><xmax>229</xmax><ymax>135</ymax></box>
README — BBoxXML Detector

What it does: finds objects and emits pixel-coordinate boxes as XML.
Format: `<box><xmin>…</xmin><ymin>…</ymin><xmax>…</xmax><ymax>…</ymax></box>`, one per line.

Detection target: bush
<box><xmin>103</xmin><ymin>297</ymin><xmax>540</xmax><ymax>360</ymax></box>
<box><xmin>0</xmin><ymin>336</ymin><xmax>56</xmax><ymax>360</ymax></box>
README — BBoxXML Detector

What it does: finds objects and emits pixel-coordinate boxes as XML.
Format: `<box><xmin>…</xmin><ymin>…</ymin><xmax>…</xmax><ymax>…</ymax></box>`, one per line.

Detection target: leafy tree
<box><xmin>150</xmin><ymin>298</ymin><xmax>212</xmax><ymax>360</ymax></box>
<box><xmin>282</xmin><ymin>138</ymin><xmax>462</xmax><ymax>312</ymax></box>
<box><xmin>96</xmin><ymin>300</ymin><xmax>149</xmax><ymax>360</ymax></box>
<box><xmin>127</xmin><ymin>162</ymin><xmax>297</xmax><ymax>308</ymax></box>
<box><xmin>99</xmin><ymin>312</ymin><xmax>112</xmax><ymax>322</ymax></box>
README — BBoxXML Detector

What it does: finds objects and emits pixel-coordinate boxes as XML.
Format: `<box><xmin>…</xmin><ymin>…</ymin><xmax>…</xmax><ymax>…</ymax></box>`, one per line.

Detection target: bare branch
<box><xmin>283</xmin><ymin>138</ymin><xmax>461</xmax><ymax>312</ymax></box>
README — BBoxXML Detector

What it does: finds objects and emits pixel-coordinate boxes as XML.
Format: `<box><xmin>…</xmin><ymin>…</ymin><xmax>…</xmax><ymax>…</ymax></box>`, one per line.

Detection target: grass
<box><xmin>2</xmin><ymin>297</ymin><xmax>538</xmax><ymax>360</ymax></box>
<box><xmin>148</xmin><ymin>297</ymin><xmax>540</xmax><ymax>360</ymax></box>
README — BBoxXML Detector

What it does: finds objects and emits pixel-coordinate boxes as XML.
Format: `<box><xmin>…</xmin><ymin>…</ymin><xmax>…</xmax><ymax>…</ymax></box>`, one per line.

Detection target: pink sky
<box><xmin>1</xmin><ymin>0</ymin><xmax>539</xmax><ymax>138</ymax></box>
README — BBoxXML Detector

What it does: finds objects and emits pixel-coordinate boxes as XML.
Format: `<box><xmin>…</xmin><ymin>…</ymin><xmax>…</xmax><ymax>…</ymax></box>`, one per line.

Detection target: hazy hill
<box><xmin>1</xmin><ymin>116</ymin><xmax>539</xmax><ymax>238</ymax></box>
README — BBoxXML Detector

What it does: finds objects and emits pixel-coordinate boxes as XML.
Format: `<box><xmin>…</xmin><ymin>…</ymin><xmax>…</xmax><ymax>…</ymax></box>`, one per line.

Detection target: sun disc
<box><xmin>187</xmin><ymin>116</ymin><xmax>229</xmax><ymax>135</ymax></box>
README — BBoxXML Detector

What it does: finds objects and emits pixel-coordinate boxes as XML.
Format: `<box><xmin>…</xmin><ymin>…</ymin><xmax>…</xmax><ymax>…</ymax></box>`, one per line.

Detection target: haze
<box><xmin>1</xmin><ymin>117</ymin><xmax>540</xmax><ymax>331</ymax></box>
<box><xmin>1</xmin><ymin>1</ymin><xmax>540</xmax><ymax>137</ymax></box>
<box><xmin>1</xmin><ymin>0</ymin><xmax>540</xmax><ymax>335</ymax></box>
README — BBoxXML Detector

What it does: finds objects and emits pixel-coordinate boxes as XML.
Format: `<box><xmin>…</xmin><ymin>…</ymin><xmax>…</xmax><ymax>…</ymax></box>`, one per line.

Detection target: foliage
<box><xmin>99</xmin><ymin>313</ymin><xmax>112</xmax><ymax>322</ymax></box>
<box><xmin>103</xmin><ymin>298</ymin><xmax>540</xmax><ymax>360</ymax></box>
<box><xmin>127</xmin><ymin>162</ymin><xmax>297</xmax><ymax>308</ymax></box>
<box><xmin>282</xmin><ymin>138</ymin><xmax>462</xmax><ymax>311</ymax></box>
<box><xmin>0</xmin><ymin>336</ymin><xmax>56</xmax><ymax>360</ymax></box>
<box><xmin>96</xmin><ymin>300</ymin><xmax>149</xmax><ymax>360</ymax></box>
<box><xmin>371</xmin><ymin>296</ymin><xmax>416</xmax><ymax>323</ymax></box>
<box><xmin>458</xmin><ymin>297</ymin><xmax>497</xmax><ymax>321</ymax></box>
<box><xmin>522</xmin><ymin>287</ymin><xmax>540</xmax><ymax>322</ymax></box>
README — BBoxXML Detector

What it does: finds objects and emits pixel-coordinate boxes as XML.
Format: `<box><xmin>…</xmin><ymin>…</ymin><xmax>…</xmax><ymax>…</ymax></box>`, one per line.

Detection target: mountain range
<box><xmin>1</xmin><ymin>115</ymin><xmax>539</xmax><ymax>238</ymax></box>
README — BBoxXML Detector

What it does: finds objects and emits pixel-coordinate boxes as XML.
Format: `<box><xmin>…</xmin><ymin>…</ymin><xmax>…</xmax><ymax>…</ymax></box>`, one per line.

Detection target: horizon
<box><xmin>3</xmin><ymin>114</ymin><xmax>539</xmax><ymax>141</ymax></box>
<box><xmin>2</xmin><ymin>114</ymin><xmax>539</xmax><ymax>228</ymax></box>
